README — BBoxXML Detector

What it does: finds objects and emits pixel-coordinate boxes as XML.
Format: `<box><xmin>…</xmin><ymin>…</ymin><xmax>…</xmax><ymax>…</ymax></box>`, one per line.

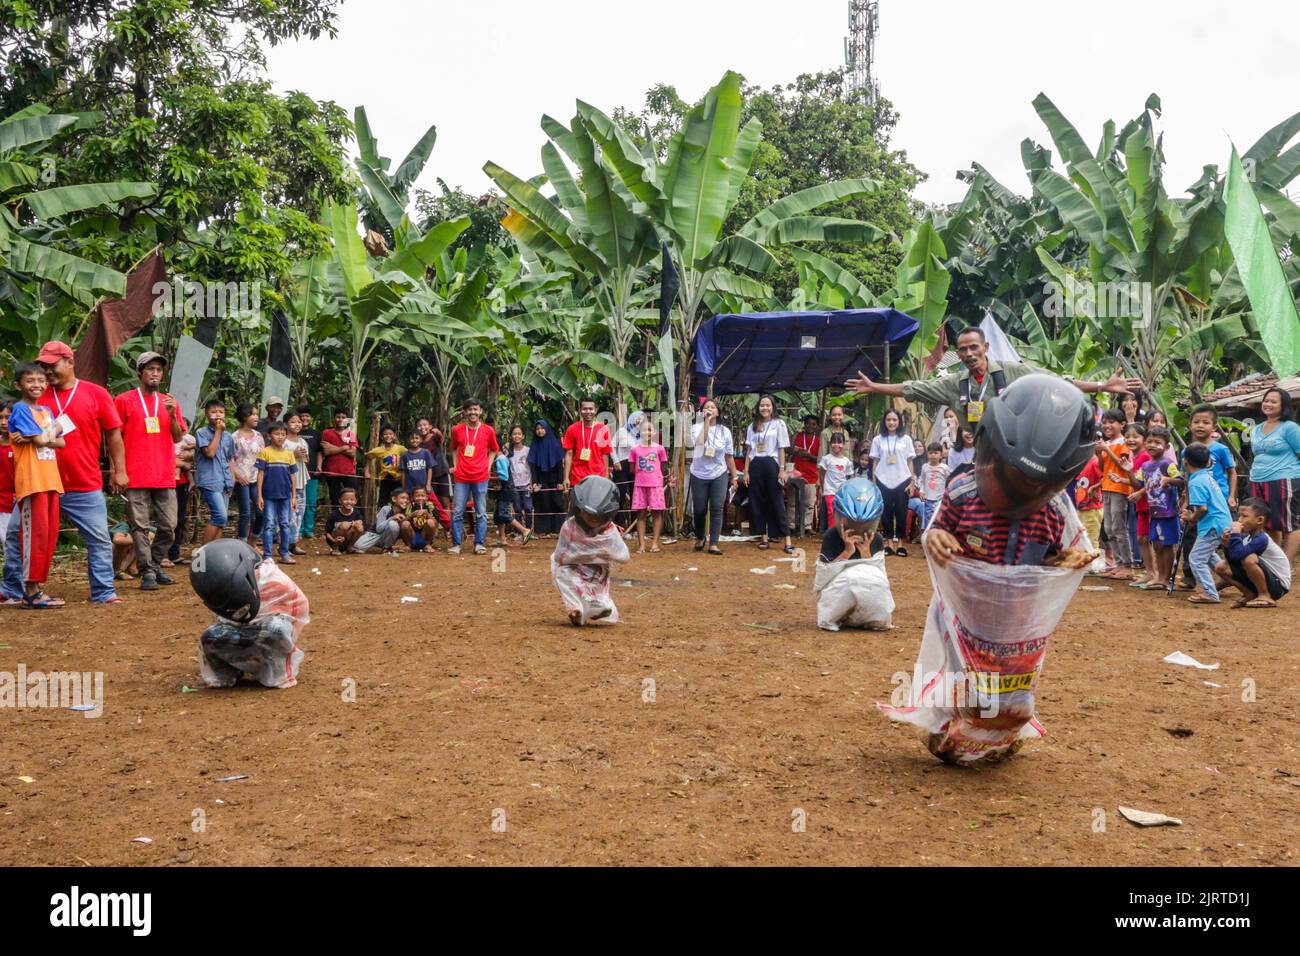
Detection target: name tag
<box><xmin>579</xmin><ymin>447</ymin><xmax>592</xmax><ymax>462</ymax></box>
<box><xmin>703</xmin><ymin>445</ymin><xmax>716</xmax><ymax>458</ymax></box>
<box><xmin>56</xmin><ymin>413</ymin><xmax>77</xmax><ymax>437</ymax></box>
<box><xmin>37</xmin><ymin>446</ymin><xmax>56</xmax><ymax>461</ymax></box>
<box><xmin>755</xmin><ymin>441</ymin><xmax>766</xmax><ymax>454</ymax></box>
<box><xmin>144</xmin><ymin>416</ymin><xmax>161</xmax><ymax>434</ymax></box>
<box><xmin>967</xmin><ymin>400</ymin><xmax>984</xmax><ymax>423</ymax></box>
<box><xmin>886</xmin><ymin>454</ymin><xmax>898</xmax><ymax>466</ymax></box>
<box><xmin>463</xmin><ymin>444</ymin><xmax>475</xmax><ymax>458</ymax></box>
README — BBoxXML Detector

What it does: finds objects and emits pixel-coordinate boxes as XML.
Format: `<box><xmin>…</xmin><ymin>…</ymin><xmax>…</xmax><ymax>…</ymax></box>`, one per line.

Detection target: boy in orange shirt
<box><xmin>1095</xmin><ymin>409</ymin><xmax>1134</xmax><ymax>579</ymax></box>
<box><xmin>7</xmin><ymin>362</ymin><xmax>66</xmax><ymax>608</ymax></box>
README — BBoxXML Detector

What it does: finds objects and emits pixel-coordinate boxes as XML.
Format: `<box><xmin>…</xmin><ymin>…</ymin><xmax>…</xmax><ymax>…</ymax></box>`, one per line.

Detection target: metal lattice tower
<box><xmin>843</xmin><ymin>0</ymin><xmax>880</xmax><ymax>106</ymax></box>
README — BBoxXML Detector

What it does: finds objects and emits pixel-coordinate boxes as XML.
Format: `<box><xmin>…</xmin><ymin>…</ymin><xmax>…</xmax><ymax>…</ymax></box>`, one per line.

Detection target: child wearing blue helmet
<box><xmin>819</xmin><ymin>477</ymin><xmax>886</xmax><ymax>564</ymax></box>
<box><xmin>814</xmin><ymin>478</ymin><xmax>894</xmax><ymax>631</ymax></box>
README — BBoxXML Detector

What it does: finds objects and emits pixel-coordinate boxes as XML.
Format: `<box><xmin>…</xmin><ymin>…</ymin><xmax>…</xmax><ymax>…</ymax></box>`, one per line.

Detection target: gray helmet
<box><xmin>571</xmin><ymin>475</ymin><xmax>620</xmax><ymax>526</ymax></box>
<box><xmin>189</xmin><ymin>539</ymin><xmax>262</xmax><ymax>623</ymax></box>
<box><xmin>976</xmin><ymin>374</ymin><xmax>1096</xmax><ymax>484</ymax></box>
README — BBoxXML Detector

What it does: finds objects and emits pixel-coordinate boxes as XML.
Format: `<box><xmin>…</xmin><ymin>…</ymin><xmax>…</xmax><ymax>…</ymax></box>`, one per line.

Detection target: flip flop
<box><xmin>1230</xmin><ymin>597</ymin><xmax>1250</xmax><ymax>609</ymax></box>
<box><xmin>707</xmin><ymin>547</ymin><xmax>723</xmax><ymax>555</ymax></box>
<box><xmin>1187</xmin><ymin>595</ymin><xmax>1220</xmax><ymax>604</ymax></box>
<box><xmin>21</xmin><ymin>592</ymin><xmax>65</xmax><ymax>609</ymax></box>
<box><xmin>1244</xmin><ymin>599</ymin><xmax>1277</xmax><ymax>608</ymax></box>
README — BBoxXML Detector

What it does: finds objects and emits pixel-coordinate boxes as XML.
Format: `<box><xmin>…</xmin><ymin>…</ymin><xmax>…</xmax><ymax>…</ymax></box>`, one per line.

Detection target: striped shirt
<box><xmin>930</xmin><ymin>473</ymin><xmax>1065</xmax><ymax>566</ymax></box>
<box><xmin>255</xmin><ymin>445</ymin><xmax>298</xmax><ymax>500</ymax></box>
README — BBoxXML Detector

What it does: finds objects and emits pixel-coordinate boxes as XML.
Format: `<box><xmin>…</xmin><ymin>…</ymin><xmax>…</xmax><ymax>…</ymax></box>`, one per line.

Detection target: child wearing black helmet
<box><xmin>894</xmin><ymin>375</ymin><xmax>1099</xmax><ymax>766</ymax></box>
<box><xmin>551</xmin><ymin>475</ymin><xmax>629</xmax><ymax>625</ymax></box>
<box><xmin>188</xmin><ymin>539</ymin><xmax>309</xmax><ymax>688</ymax></box>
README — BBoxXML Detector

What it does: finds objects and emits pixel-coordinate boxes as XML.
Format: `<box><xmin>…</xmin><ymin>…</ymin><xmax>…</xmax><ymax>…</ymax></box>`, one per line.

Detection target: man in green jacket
<box><xmin>845</xmin><ymin>326</ymin><xmax>1140</xmax><ymax>428</ymax></box>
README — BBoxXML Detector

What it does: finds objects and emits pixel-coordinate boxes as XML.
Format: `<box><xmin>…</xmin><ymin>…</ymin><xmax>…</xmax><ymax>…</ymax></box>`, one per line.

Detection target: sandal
<box><xmin>21</xmin><ymin>592</ymin><xmax>65</xmax><ymax>609</ymax></box>
<box><xmin>783</xmin><ymin>545</ymin><xmax>796</xmax><ymax>555</ymax></box>
<box><xmin>707</xmin><ymin>546</ymin><xmax>723</xmax><ymax>555</ymax></box>
<box><xmin>694</xmin><ymin>540</ymin><xmax>706</xmax><ymax>552</ymax></box>
<box><xmin>1187</xmin><ymin>595</ymin><xmax>1220</xmax><ymax>604</ymax></box>
<box><xmin>1230</xmin><ymin>597</ymin><xmax>1250</xmax><ymax>609</ymax></box>
<box><xmin>649</xmin><ymin>546</ymin><xmax>661</xmax><ymax>553</ymax></box>
<box><xmin>895</xmin><ymin>546</ymin><xmax>908</xmax><ymax>557</ymax></box>
<box><xmin>1244</xmin><ymin>598</ymin><xmax>1277</xmax><ymax>608</ymax></box>
<box><xmin>758</xmin><ymin>541</ymin><xmax>771</xmax><ymax>550</ymax></box>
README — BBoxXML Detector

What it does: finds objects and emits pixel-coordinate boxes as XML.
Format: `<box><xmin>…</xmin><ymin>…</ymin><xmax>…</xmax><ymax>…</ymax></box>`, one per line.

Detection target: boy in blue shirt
<box><xmin>195</xmin><ymin>398</ymin><xmax>235</xmax><ymax>546</ymax></box>
<box><xmin>1181</xmin><ymin>442</ymin><xmax>1231</xmax><ymax>604</ymax></box>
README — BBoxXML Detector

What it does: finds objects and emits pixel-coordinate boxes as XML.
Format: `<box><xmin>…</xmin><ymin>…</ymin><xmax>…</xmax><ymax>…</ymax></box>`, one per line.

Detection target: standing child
<box><xmin>492</xmin><ymin>451</ymin><xmax>533</xmax><ymax>546</ymax></box>
<box><xmin>854</xmin><ymin>444</ymin><xmax>872</xmax><ymax>479</ymax></box>
<box><xmin>507</xmin><ymin>425</ymin><xmax>534</xmax><ymax>532</ymax></box>
<box><xmin>1096</xmin><ymin>408</ymin><xmax>1134</xmax><ymax>579</ymax></box>
<box><xmin>551</xmin><ymin>475</ymin><xmax>629</xmax><ymax>625</ymax></box>
<box><xmin>1123</xmin><ymin>422</ymin><xmax>1152</xmax><ymax>583</ymax></box>
<box><xmin>818</xmin><ymin>433</ymin><xmax>853</xmax><ymax>529</ymax></box>
<box><xmin>1074</xmin><ymin>455</ymin><xmax>1104</xmax><ymax>554</ymax></box>
<box><xmin>194</xmin><ymin>399</ymin><xmax>235</xmax><ymax>546</ymax></box>
<box><xmin>1138</xmin><ymin>427</ymin><xmax>1181</xmax><ymax>590</ymax></box>
<box><xmin>256</xmin><ymin>421</ymin><xmax>298</xmax><ymax>564</ymax></box>
<box><xmin>365</xmin><ymin>425</ymin><xmax>405</xmax><ymax>509</ymax></box>
<box><xmin>283</xmin><ymin>413</ymin><xmax>310</xmax><ymax>555</ymax></box>
<box><xmin>1213</xmin><ymin>497</ymin><xmax>1291</xmax><ymax>608</ymax></box>
<box><xmin>7</xmin><ymin>363</ymin><xmax>66</xmax><ymax>608</ymax></box>
<box><xmin>629</xmin><ymin>418</ymin><xmax>671</xmax><ymax>552</ymax></box>
<box><xmin>918</xmin><ymin>442</ymin><xmax>949</xmax><ymax>529</ymax></box>
<box><xmin>0</xmin><ymin>402</ymin><xmax>16</xmax><ymax>605</ymax></box>
<box><xmin>399</xmin><ymin>430</ymin><xmax>435</xmax><ymax>497</ymax></box>
<box><xmin>1181</xmin><ymin>442</ymin><xmax>1232</xmax><ymax>604</ymax></box>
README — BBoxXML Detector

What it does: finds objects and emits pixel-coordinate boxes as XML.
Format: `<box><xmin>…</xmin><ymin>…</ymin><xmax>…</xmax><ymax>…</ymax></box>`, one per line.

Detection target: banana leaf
<box><xmin>23</xmin><ymin>181</ymin><xmax>155</xmax><ymax>219</ymax></box>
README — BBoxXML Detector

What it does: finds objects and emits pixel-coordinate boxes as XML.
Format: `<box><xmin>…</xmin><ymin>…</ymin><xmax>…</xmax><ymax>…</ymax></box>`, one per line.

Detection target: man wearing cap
<box><xmin>257</xmin><ymin>397</ymin><xmax>285</xmax><ymax>437</ymax></box>
<box><xmin>114</xmin><ymin>352</ymin><xmax>186</xmax><ymax>590</ymax></box>
<box><xmin>1</xmin><ymin>342</ymin><xmax>128</xmax><ymax>605</ymax></box>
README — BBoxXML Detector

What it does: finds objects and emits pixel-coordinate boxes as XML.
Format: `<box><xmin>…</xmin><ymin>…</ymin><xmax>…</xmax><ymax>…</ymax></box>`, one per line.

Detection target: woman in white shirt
<box><xmin>742</xmin><ymin>394</ymin><xmax>794</xmax><ymax>553</ymax></box>
<box><xmin>869</xmin><ymin>408</ymin><xmax>915</xmax><ymax>556</ymax></box>
<box><xmin>690</xmin><ymin>399</ymin><xmax>739</xmax><ymax>554</ymax></box>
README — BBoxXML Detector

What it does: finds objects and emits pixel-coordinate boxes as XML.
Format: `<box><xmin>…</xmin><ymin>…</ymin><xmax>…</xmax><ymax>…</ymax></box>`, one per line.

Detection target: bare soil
<box><xmin>2</xmin><ymin>536</ymin><xmax>1297</xmax><ymax>866</ymax></box>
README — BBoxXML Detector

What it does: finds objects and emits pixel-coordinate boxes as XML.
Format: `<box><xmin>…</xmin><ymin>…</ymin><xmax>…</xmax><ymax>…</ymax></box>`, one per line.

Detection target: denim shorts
<box><xmin>199</xmin><ymin>486</ymin><xmax>230</xmax><ymax>527</ymax></box>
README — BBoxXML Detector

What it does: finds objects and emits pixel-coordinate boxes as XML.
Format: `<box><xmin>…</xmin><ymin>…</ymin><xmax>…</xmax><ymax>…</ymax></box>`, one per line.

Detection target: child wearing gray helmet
<box><xmin>551</xmin><ymin>475</ymin><xmax>629</xmax><ymax>625</ymax></box>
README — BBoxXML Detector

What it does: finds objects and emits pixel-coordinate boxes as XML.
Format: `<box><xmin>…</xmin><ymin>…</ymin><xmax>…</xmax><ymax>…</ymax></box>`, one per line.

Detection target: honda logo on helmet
<box><xmin>1018</xmin><ymin>456</ymin><xmax>1047</xmax><ymax>474</ymax></box>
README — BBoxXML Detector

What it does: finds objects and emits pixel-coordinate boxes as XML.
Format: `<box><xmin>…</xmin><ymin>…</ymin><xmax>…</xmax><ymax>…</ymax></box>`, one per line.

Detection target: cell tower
<box><xmin>843</xmin><ymin>0</ymin><xmax>880</xmax><ymax>106</ymax></box>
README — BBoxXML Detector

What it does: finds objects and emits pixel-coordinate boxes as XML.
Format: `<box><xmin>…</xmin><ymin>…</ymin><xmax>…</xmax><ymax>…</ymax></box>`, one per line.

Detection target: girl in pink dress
<box><xmin>628</xmin><ymin>418</ymin><xmax>673</xmax><ymax>553</ymax></box>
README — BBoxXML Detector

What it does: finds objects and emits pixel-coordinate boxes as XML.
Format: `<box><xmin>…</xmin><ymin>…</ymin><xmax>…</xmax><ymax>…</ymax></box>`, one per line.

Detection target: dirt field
<box><xmin>2</xmin><ymin>535</ymin><xmax>1297</xmax><ymax>867</ymax></box>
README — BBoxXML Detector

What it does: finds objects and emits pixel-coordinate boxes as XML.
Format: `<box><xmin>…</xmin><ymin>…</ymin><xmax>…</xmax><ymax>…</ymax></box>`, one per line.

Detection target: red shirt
<box><xmin>113</xmin><ymin>388</ymin><xmax>186</xmax><ymax>489</ymax></box>
<box><xmin>1130</xmin><ymin>450</ymin><xmax>1151</xmax><ymax>514</ymax></box>
<box><xmin>562</xmin><ymin>420</ymin><xmax>612</xmax><ymax>484</ymax></box>
<box><xmin>320</xmin><ymin>428</ymin><xmax>358</xmax><ymax>476</ymax></box>
<box><xmin>0</xmin><ymin>443</ymin><xmax>14</xmax><ymax>512</ymax></box>
<box><xmin>39</xmin><ymin>379</ymin><xmax>121</xmax><ymax>493</ymax></box>
<box><xmin>791</xmin><ymin>431</ymin><xmax>820</xmax><ymax>484</ymax></box>
<box><xmin>931</xmin><ymin>473</ymin><xmax>1064</xmax><ymax>566</ymax></box>
<box><xmin>449</xmin><ymin>421</ymin><xmax>499</xmax><ymax>483</ymax></box>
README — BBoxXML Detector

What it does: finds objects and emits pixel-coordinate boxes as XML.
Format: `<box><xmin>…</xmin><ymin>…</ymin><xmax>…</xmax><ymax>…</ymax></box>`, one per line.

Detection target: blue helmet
<box><xmin>833</xmin><ymin>478</ymin><xmax>883</xmax><ymax>523</ymax></box>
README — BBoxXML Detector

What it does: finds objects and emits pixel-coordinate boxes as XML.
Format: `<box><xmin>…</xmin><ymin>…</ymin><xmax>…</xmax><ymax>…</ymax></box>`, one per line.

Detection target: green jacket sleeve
<box><xmin>901</xmin><ymin>375</ymin><xmax>961</xmax><ymax>408</ymax></box>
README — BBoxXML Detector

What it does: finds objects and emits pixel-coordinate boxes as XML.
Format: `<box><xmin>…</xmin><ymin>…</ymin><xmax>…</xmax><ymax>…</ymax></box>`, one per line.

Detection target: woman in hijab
<box><xmin>528</xmin><ymin>419</ymin><xmax>566</xmax><ymax>535</ymax></box>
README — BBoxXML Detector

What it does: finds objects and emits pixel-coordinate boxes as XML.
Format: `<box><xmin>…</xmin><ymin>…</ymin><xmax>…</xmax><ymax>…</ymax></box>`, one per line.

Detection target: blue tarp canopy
<box><xmin>691</xmin><ymin>308</ymin><xmax>919</xmax><ymax>396</ymax></box>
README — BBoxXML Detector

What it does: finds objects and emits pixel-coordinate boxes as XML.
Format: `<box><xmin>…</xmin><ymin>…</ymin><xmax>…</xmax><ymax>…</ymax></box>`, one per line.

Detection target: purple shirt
<box><xmin>1142</xmin><ymin>458</ymin><xmax>1180</xmax><ymax>519</ymax></box>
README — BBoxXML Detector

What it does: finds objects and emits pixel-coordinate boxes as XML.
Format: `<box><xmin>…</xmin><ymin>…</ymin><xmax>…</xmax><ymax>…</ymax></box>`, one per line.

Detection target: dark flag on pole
<box><xmin>74</xmin><ymin>248</ymin><xmax>166</xmax><ymax>386</ymax></box>
<box><xmin>260</xmin><ymin>308</ymin><xmax>294</xmax><ymax>412</ymax></box>
<box><xmin>658</xmin><ymin>243</ymin><xmax>679</xmax><ymax>337</ymax></box>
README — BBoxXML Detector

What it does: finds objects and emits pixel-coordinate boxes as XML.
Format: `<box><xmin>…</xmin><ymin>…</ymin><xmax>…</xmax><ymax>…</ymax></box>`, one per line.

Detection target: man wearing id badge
<box><xmin>561</xmin><ymin>399</ymin><xmax>612</xmax><ymax>492</ymax></box>
<box><xmin>844</xmin><ymin>326</ymin><xmax>1141</xmax><ymax>422</ymax></box>
<box><xmin>20</xmin><ymin>341</ymin><xmax>129</xmax><ymax>605</ymax></box>
<box><xmin>448</xmin><ymin>396</ymin><xmax>500</xmax><ymax>555</ymax></box>
<box><xmin>114</xmin><ymin>352</ymin><xmax>186</xmax><ymax>592</ymax></box>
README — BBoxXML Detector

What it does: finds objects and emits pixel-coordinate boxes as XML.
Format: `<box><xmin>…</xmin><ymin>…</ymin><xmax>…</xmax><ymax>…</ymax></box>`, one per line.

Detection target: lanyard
<box><xmin>465</xmin><ymin>423</ymin><xmax>481</xmax><ymax>448</ymax></box>
<box><xmin>755</xmin><ymin>420</ymin><xmax>772</xmax><ymax>449</ymax></box>
<box><xmin>581</xmin><ymin>421</ymin><xmax>597</xmax><ymax>450</ymax></box>
<box><xmin>136</xmin><ymin>387</ymin><xmax>159</xmax><ymax>421</ymax></box>
<box><xmin>798</xmin><ymin>432</ymin><xmax>815</xmax><ymax>453</ymax></box>
<box><xmin>54</xmin><ymin>381</ymin><xmax>80</xmax><ymax>417</ymax></box>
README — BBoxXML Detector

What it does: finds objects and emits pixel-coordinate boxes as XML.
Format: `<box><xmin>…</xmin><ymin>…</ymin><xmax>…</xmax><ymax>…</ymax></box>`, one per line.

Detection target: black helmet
<box><xmin>571</xmin><ymin>475</ymin><xmax>620</xmax><ymax>529</ymax></box>
<box><xmin>189</xmin><ymin>539</ymin><xmax>262</xmax><ymax>623</ymax></box>
<box><xmin>976</xmin><ymin>374</ymin><xmax>1096</xmax><ymax>484</ymax></box>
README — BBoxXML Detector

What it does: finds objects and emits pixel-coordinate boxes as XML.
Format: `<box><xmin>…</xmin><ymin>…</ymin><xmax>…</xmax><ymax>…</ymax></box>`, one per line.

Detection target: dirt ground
<box><xmin>2</xmin><ymin>533</ymin><xmax>1297</xmax><ymax>867</ymax></box>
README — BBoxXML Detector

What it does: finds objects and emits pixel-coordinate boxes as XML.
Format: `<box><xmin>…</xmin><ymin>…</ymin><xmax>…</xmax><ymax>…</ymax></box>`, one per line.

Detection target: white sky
<box><xmin>264</xmin><ymin>0</ymin><xmax>1300</xmax><ymax>208</ymax></box>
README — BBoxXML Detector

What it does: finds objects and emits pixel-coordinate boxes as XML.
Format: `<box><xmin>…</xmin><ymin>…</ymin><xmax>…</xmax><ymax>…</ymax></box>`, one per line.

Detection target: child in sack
<box><xmin>551</xmin><ymin>475</ymin><xmax>629</xmax><ymax>626</ymax></box>
<box><xmin>814</xmin><ymin>478</ymin><xmax>893</xmax><ymax>631</ymax></box>
<box><xmin>889</xmin><ymin>375</ymin><xmax>1099</xmax><ymax>766</ymax></box>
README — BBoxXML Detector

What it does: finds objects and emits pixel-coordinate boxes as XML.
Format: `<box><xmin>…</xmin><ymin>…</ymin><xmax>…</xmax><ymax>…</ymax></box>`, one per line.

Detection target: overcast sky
<box><xmin>264</xmin><ymin>0</ymin><xmax>1300</xmax><ymax>207</ymax></box>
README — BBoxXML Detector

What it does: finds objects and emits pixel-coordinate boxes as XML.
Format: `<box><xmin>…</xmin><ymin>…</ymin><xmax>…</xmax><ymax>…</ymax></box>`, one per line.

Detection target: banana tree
<box><xmin>352</xmin><ymin>106</ymin><xmax>439</xmax><ymax>246</ymax></box>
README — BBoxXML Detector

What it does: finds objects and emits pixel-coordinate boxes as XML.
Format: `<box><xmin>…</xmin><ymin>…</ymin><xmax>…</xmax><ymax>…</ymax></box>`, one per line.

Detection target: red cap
<box><xmin>37</xmin><ymin>341</ymin><xmax>74</xmax><ymax>364</ymax></box>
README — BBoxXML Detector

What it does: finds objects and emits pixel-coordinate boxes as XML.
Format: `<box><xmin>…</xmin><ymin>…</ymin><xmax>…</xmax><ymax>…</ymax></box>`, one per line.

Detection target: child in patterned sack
<box><xmin>551</xmin><ymin>475</ymin><xmax>629</xmax><ymax>626</ymax></box>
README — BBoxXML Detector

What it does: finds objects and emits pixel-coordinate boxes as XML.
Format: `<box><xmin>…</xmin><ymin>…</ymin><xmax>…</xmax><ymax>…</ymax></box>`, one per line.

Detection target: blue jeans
<box><xmin>235</xmin><ymin>482</ymin><xmax>262</xmax><ymax>539</ymax></box>
<box><xmin>921</xmin><ymin>498</ymin><xmax>939</xmax><ymax>529</ymax></box>
<box><xmin>199</xmin><ymin>486</ymin><xmax>230</xmax><ymax>527</ymax></box>
<box><xmin>57</xmin><ymin>490</ymin><xmax>117</xmax><ymax>603</ymax></box>
<box><xmin>2</xmin><ymin>507</ymin><xmax>21</xmax><ymax>600</ymax></box>
<box><xmin>1189</xmin><ymin>534</ymin><xmax>1221</xmax><ymax>600</ymax></box>
<box><xmin>452</xmin><ymin>480</ymin><xmax>488</xmax><ymax>547</ymax></box>
<box><xmin>262</xmin><ymin>497</ymin><xmax>294</xmax><ymax>557</ymax></box>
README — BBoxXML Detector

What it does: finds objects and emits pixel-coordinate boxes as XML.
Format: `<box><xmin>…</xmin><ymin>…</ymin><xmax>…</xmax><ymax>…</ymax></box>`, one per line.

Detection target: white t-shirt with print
<box><xmin>745</xmin><ymin>419</ymin><xmax>790</xmax><ymax>460</ymax></box>
<box><xmin>819</xmin><ymin>453</ymin><xmax>853</xmax><ymax>496</ymax></box>
<box><xmin>869</xmin><ymin>433</ymin><xmax>914</xmax><ymax>489</ymax></box>
<box><xmin>690</xmin><ymin>422</ymin><xmax>734</xmax><ymax>481</ymax></box>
